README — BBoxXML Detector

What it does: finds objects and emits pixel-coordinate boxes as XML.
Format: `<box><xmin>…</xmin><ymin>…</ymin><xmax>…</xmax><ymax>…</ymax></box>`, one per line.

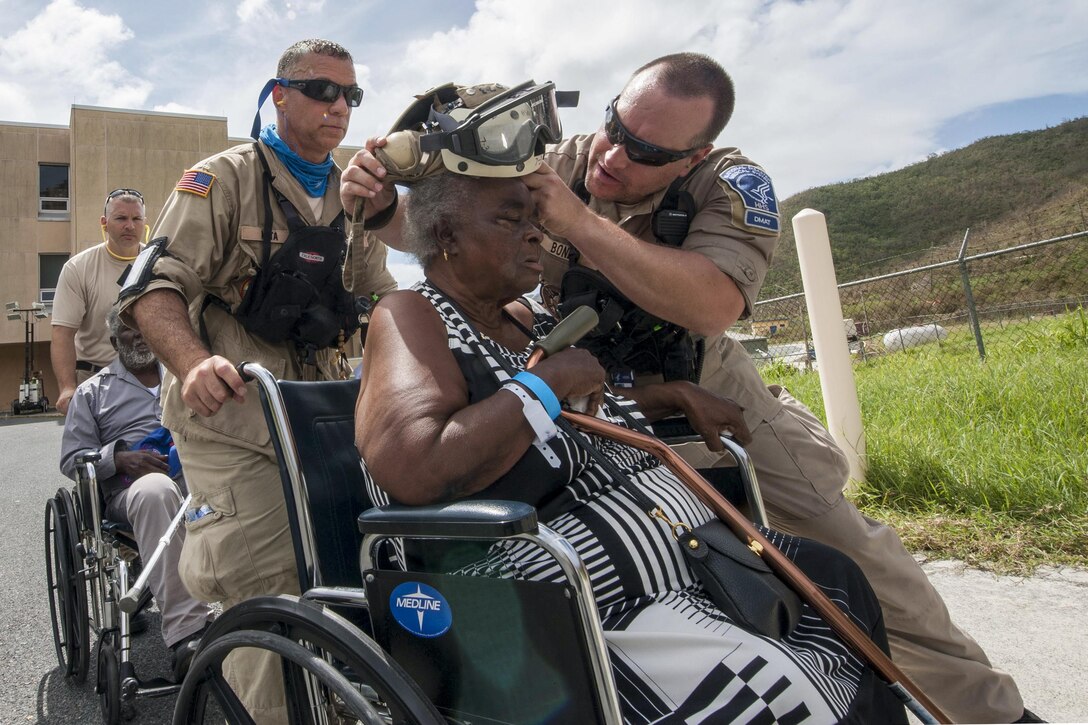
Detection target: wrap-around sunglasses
<box><xmin>276</xmin><ymin>78</ymin><xmax>364</xmax><ymax>107</ymax></box>
<box><xmin>604</xmin><ymin>96</ymin><xmax>701</xmax><ymax>166</ymax></box>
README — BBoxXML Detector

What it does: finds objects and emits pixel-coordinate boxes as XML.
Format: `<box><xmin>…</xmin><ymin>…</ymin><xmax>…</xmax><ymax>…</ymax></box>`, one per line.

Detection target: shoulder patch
<box><xmin>175</xmin><ymin>169</ymin><xmax>216</xmax><ymax>197</ymax></box>
<box><xmin>719</xmin><ymin>164</ymin><xmax>779</xmax><ymax>234</ymax></box>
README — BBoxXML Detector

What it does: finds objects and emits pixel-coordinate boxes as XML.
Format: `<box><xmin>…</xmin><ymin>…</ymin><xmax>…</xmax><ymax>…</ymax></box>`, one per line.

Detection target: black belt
<box><xmin>75</xmin><ymin>361</ymin><xmax>104</xmax><ymax>373</ymax></box>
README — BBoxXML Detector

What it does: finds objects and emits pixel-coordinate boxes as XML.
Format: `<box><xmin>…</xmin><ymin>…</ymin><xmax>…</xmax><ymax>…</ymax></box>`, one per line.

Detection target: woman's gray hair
<box><xmin>402</xmin><ymin>173</ymin><xmax>477</xmax><ymax>267</ymax></box>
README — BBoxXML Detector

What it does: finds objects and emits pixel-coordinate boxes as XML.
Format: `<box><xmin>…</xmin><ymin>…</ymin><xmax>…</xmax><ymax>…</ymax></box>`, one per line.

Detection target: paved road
<box><xmin>1</xmin><ymin>414</ymin><xmax>177</xmax><ymax>724</ymax></box>
<box><xmin>2</xmin><ymin>414</ymin><xmax>1086</xmax><ymax>723</ymax></box>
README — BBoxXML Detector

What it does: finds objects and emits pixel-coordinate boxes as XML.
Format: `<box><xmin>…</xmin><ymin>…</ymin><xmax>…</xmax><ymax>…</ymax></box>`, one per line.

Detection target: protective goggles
<box><xmin>276</xmin><ymin>77</ymin><xmax>364</xmax><ymax>107</ymax></box>
<box><xmin>420</xmin><ymin>81</ymin><xmax>575</xmax><ymax>166</ymax></box>
<box><xmin>604</xmin><ymin>97</ymin><xmax>701</xmax><ymax>166</ymax></box>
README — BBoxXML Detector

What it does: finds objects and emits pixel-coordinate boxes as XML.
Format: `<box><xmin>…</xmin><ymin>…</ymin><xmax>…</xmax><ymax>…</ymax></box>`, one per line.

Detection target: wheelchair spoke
<box><xmin>200</xmin><ymin>666</ymin><xmax>256</xmax><ymax>725</ymax></box>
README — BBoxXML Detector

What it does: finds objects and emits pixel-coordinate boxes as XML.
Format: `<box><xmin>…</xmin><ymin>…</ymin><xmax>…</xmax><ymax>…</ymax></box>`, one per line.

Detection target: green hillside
<box><xmin>763</xmin><ymin>116</ymin><xmax>1088</xmax><ymax>297</ymax></box>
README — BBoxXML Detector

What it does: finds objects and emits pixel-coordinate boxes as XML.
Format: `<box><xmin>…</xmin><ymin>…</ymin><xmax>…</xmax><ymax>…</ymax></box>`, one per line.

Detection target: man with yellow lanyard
<box><xmin>51</xmin><ymin>188</ymin><xmax>147</xmax><ymax>414</ymax></box>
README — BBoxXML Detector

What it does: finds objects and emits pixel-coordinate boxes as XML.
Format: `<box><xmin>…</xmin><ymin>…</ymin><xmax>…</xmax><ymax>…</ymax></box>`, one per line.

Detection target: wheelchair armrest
<box><xmin>358</xmin><ymin>500</ymin><xmax>538</xmax><ymax>539</ymax></box>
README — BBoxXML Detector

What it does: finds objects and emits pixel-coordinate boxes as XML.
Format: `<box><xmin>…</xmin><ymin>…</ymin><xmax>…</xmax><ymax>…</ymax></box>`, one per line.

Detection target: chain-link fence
<box><xmin>739</xmin><ymin>228</ymin><xmax>1088</xmax><ymax>369</ymax></box>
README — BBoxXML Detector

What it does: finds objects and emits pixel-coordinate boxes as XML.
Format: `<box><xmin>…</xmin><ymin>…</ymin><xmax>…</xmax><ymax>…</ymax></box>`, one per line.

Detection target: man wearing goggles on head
<box><xmin>341</xmin><ymin>52</ymin><xmax>1038</xmax><ymax>725</ymax></box>
<box><xmin>119</xmin><ymin>38</ymin><xmax>396</xmax><ymax>723</ymax></box>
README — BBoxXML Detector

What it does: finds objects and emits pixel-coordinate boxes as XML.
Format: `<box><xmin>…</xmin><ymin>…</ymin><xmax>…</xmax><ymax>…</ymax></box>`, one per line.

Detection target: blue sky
<box><xmin>2</xmin><ymin>0</ymin><xmax>1086</xmax><ymax>287</ymax></box>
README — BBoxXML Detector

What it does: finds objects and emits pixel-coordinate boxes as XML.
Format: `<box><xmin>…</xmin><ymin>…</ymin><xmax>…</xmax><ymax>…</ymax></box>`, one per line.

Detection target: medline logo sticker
<box><xmin>720</xmin><ymin>165</ymin><xmax>780</xmax><ymax>233</ymax></box>
<box><xmin>390</xmin><ymin>582</ymin><xmax>452</xmax><ymax>638</ymax></box>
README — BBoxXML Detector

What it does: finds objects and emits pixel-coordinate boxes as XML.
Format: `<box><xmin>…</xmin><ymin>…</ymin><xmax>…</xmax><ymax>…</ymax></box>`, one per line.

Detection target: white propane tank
<box><xmin>882</xmin><ymin>324</ymin><xmax>948</xmax><ymax>352</ymax></box>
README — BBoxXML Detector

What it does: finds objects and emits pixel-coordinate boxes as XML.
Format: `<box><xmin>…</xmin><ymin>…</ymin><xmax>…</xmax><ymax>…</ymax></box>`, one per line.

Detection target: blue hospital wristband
<box><xmin>512</xmin><ymin>371</ymin><xmax>561</xmax><ymax>420</ymax></box>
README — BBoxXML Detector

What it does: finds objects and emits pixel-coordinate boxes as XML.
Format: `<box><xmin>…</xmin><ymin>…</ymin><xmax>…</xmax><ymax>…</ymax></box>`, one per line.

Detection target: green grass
<box><xmin>763</xmin><ymin>116</ymin><xmax>1088</xmax><ymax>296</ymax></box>
<box><xmin>760</xmin><ymin>310</ymin><xmax>1088</xmax><ymax>574</ymax></box>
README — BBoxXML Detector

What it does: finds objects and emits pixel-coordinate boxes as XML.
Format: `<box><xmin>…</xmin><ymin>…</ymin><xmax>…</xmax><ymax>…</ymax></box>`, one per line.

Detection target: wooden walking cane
<box><xmin>528</xmin><ymin>307</ymin><xmax>951</xmax><ymax>725</ymax></box>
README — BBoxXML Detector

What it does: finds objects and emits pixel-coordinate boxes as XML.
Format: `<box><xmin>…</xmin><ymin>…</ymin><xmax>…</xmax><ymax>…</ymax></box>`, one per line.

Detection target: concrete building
<box><xmin>1</xmin><ymin>105</ymin><xmax>362</xmax><ymax>413</ymax></box>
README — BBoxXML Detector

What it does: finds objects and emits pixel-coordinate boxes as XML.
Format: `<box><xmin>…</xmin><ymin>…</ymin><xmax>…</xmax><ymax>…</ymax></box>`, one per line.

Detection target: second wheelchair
<box><xmin>45</xmin><ymin>451</ymin><xmax>189</xmax><ymax>723</ymax></box>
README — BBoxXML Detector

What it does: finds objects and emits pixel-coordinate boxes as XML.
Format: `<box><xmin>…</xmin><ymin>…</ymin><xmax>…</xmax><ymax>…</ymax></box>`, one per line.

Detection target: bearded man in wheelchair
<box><xmin>60</xmin><ymin>307</ymin><xmax>214</xmax><ymax>681</ymax></box>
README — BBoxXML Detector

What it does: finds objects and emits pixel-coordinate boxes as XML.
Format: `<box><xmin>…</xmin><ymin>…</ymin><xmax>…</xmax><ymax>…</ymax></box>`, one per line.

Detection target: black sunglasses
<box><xmin>604</xmin><ymin>97</ymin><xmax>700</xmax><ymax>166</ymax></box>
<box><xmin>104</xmin><ymin>188</ymin><xmax>144</xmax><ymax>213</ymax></box>
<box><xmin>276</xmin><ymin>78</ymin><xmax>363</xmax><ymax>107</ymax></box>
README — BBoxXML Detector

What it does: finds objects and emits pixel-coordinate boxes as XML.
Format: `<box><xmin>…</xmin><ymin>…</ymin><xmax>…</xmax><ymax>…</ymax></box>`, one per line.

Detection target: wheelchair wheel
<box><xmin>172</xmin><ymin>595</ymin><xmax>443</xmax><ymax>725</ymax></box>
<box><xmin>174</xmin><ymin>630</ymin><xmax>384</xmax><ymax>725</ymax></box>
<box><xmin>96</xmin><ymin>632</ymin><xmax>122</xmax><ymax>725</ymax></box>
<box><xmin>45</xmin><ymin>490</ymin><xmax>90</xmax><ymax>682</ymax></box>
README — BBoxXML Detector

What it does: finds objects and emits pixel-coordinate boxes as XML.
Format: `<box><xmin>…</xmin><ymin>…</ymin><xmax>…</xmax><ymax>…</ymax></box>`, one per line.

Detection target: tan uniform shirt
<box><xmin>52</xmin><ymin>243</ymin><xmax>136</xmax><ymax>367</ymax></box>
<box><xmin>541</xmin><ymin>135</ymin><xmax>783</xmax><ymax>429</ymax></box>
<box><xmin>120</xmin><ymin>140</ymin><xmax>397</xmax><ymax>454</ymax></box>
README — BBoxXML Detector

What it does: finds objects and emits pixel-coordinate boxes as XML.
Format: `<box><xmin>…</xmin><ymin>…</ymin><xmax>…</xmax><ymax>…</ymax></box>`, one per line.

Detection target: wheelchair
<box><xmin>171</xmin><ymin>362</ymin><xmax>768</xmax><ymax>724</ymax></box>
<box><xmin>45</xmin><ymin>451</ymin><xmax>188</xmax><ymax>723</ymax></box>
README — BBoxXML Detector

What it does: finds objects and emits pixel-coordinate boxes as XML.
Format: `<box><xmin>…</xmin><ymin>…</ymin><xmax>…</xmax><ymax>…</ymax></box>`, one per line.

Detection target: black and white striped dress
<box><xmin>363</xmin><ymin>283</ymin><xmax>903</xmax><ymax>724</ymax></box>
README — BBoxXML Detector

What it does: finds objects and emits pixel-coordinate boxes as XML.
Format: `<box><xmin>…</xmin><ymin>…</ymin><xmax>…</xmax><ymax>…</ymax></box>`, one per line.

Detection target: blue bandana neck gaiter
<box><xmin>259</xmin><ymin>123</ymin><xmax>334</xmax><ymax>198</ymax></box>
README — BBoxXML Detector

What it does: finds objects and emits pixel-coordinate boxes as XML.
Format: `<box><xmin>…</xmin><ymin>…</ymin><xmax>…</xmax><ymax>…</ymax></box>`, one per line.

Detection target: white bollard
<box><xmin>792</xmin><ymin>209</ymin><xmax>866</xmax><ymax>488</ymax></box>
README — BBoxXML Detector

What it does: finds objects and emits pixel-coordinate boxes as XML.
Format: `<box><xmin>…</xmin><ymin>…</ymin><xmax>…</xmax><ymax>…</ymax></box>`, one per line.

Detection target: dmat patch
<box><xmin>719</xmin><ymin>165</ymin><xmax>779</xmax><ymax>234</ymax></box>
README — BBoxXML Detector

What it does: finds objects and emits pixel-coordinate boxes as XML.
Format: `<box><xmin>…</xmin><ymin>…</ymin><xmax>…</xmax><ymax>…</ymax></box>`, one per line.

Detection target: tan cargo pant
<box><xmin>676</xmin><ymin>386</ymin><xmax>1024</xmax><ymax>724</ymax></box>
<box><xmin>174</xmin><ymin>434</ymin><xmax>298</xmax><ymax>725</ymax></box>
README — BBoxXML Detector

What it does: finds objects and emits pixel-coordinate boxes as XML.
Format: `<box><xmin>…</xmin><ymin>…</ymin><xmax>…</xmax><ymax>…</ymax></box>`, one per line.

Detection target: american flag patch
<box><xmin>175</xmin><ymin>169</ymin><xmax>215</xmax><ymax>197</ymax></box>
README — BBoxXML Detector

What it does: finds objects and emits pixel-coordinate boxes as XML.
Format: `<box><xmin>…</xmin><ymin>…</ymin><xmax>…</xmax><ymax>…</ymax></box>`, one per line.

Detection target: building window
<box><xmin>39</xmin><ymin>253</ymin><xmax>69</xmax><ymax>306</ymax></box>
<box><xmin>39</xmin><ymin>164</ymin><xmax>70</xmax><ymax>219</ymax></box>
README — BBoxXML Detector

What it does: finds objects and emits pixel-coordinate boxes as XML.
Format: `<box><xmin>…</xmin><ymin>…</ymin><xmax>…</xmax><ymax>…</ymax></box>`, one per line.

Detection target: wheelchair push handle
<box><xmin>236</xmin><ymin>361</ymin><xmax>257</xmax><ymax>383</ymax></box>
<box><xmin>75</xmin><ymin>451</ymin><xmax>102</xmax><ymax>465</ymax></box>
<box><xmin>119</xmin><ymin>493</ymin><xmax>192</xmax><ymax>615</ymax></box>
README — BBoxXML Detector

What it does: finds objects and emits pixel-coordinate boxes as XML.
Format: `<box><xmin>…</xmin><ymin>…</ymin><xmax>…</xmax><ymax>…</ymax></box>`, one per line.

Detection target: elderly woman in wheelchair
<box><xmin>349</xmin><ymin>165</ymin><xmax>908</xmax><ymax>724</ymax></box>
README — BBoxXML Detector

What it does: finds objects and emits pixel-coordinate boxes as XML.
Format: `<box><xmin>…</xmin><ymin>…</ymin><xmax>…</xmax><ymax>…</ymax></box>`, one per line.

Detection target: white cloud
<box><xmin>352</xmin><ymin>0</ymin><xmax>1088</xmax><ymax>195</ymax></box>
<box><xmin>236</xmin><ymin>0</ymin><xmax>270</xmax><ymax>23</ymax></box>
<box><xmin>0</xmin><ymin>0</ymin><xmax>151</xmax><ymax>122</ymax></box>
<box><xmin>237</xmin><ymin>0</ymin><xmax>326</xmax><ymax>24</ymax></box>
<box><xmin>2</xmin><ymin>0</ymin><xmax>1086</xmax><ymax>198</ymax></box>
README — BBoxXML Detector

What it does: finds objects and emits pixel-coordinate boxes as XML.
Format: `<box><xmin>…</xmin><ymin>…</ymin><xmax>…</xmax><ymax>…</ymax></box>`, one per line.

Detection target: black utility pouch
<box><xmin>238</xmin><ymin>271</ymin><xmax>310</xmax><ymax>343</ymax></box>
<box><xmin>236</xmin><ymin>225</ymin><xmax>346</xmax><ymax>346</ymax></box>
